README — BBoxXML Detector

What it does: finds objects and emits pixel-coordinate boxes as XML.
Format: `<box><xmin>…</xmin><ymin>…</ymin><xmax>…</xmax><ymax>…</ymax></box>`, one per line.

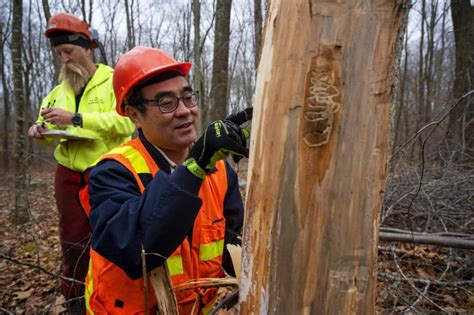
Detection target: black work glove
<box><xmin>184</xmin><ymin>107</ymin><xmax>253</xmax><ymax>179</ymax></box>
<box><xmin>223</xmin><ymin>108</ymin><xmax>253</xmax><ymax>163</ymax></box>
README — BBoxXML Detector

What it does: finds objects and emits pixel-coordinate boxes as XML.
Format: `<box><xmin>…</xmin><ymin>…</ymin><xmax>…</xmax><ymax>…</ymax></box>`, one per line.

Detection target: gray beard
<box><xmin>59</xmin><ymin>63</ymin><xmax>91</xmax><ymax>95</ymax></box>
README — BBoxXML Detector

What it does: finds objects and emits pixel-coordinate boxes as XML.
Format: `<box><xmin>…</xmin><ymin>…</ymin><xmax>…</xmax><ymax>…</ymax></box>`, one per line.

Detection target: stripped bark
<box><xmin>241</xmin><ymin>1</ymin><xmax>409</xmax><ymax>314</ymax></box>
<box><xmin>149</xmin><ymin>266</ymin><xmax>178</xmax><ymax>315</ymax></box>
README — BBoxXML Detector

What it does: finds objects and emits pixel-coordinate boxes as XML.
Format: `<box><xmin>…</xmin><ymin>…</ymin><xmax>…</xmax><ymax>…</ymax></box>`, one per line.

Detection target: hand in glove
<box><xmin>185</xmin><ymin>107</ymin><xmax>253</xmax><ymax>179</ymax></box>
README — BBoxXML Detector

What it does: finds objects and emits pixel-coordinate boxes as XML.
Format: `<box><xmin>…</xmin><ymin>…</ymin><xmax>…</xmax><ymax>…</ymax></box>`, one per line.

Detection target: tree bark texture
<box><xmin>210</xmin><ymin>0</ymin><xmax>232</xmax><ymax>122</ymax></box>
<box><xmin>42</xmin><ymin>0</ymin><xmax>60</xmax><ymax>81</ymax></box>
<box><xmin>254</xmin><ymin>0</ymin><xmax>263</xmax><ymax>70</ymax></box>
<box><xmin>448</xmin><ymin>0</ymin><xmax>474</xmax><ymax>152</ymax></box>
<box><xmin>1</xmin><ymin>21</ymin><xmax>11</xmax><ymax>169</ymax></box>
<box><xmin>124</xmin><ymin>0</ymin><xmax>135</xmax><ymax>51</ymax></box>
<box><xmin>193</xmin><ymin>0</ymin><xmax>204</xmax><ymax>134</ymax></box>
<box><xmin>240</xmin><ymin>1</ymin><xmax>408</xmax><ymax>314</ymax></box>
<box><xmin>12</xmin><ymin>0</ymin><xmax>29</xmax><ymax>224</ymax></box>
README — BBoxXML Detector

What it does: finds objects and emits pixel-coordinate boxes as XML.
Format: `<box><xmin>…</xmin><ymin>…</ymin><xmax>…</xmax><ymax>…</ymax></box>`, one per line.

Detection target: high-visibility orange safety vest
<box><xmin>81</xmin><ymin>138</ymin><xmax>228</xmax><ymax>315</ymax></box>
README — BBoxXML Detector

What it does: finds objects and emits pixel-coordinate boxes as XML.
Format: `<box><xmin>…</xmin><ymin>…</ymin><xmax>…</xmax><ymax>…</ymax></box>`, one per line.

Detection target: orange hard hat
<box><xmin>45</xmin><ymin>13</ymin><xmax>97</xmax><ymax>49</ymax></box>
<box><xmin>113</xmin><ymin>46</ymin><xmax>192</xmax><ymax>116</ymax></box>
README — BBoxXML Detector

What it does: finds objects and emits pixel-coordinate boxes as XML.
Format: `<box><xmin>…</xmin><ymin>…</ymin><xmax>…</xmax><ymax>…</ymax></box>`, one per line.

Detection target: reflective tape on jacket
<box><xmin>200</xmin><ymin>239</ymin><xmax>224</xmax><ymax>261</ymax></box>
<box><xmin>166</xmin><ymin>255</ymin><xmax>184</xmax><ymax>276</ymax></box>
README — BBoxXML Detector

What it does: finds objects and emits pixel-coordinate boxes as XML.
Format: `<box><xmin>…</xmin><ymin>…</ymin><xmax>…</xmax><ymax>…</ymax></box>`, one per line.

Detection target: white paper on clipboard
<box><xmin>41</xmin><ymin>130</ymin><xmax>97</xmax><ymax>140</ymax></box>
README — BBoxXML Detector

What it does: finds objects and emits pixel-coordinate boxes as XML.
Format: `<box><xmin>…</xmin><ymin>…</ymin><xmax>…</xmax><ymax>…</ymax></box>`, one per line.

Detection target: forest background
<box><xmin>0</xmin><ymin>0</ymin><xmax>472</xmax><ymax>313</ymax></box>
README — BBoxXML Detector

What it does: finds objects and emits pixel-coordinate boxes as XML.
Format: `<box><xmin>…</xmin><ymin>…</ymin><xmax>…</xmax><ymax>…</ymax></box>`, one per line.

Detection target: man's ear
<box><xmin>124</xmin><ymin>105</ymin><xmax>142</xmax><ymax>128</ymax></box>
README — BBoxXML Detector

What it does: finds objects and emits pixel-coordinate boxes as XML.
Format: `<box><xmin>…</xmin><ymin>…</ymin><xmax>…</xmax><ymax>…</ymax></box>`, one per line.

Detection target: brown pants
<box><xmin>54</xmin><ymin>164</ymin><xmax>91</xmax><ymax>302</ymax></box>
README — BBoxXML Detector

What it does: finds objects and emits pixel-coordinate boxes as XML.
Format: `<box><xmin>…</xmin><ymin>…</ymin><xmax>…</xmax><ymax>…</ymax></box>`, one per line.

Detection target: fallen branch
<box><xmin>379</xmin><ymin>272</ymin><xmax>474</xmax><ymax>287</ymax></box>
<box><xmin>380</xmin><ymin>227</ymin><xmax>474</xmax><ymax>239</ymax></box>
<box><xmin>379</xmin><ymin>231</ymin><xmax>474</xmax><ymax>249</ymax></box>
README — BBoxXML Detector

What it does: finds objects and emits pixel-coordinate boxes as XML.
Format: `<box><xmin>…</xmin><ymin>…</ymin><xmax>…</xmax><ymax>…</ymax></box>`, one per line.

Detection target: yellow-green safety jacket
<box><xmin>36</xmin><ymin>64</ymin><xmax>135</xmax><ymax>171</ymax></box>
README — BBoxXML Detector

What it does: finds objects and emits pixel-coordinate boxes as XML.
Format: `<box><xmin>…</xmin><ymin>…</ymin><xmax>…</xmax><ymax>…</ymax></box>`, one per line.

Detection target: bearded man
<box><xmin>27</xmin><ymin>13</ymin><xmax>135</xmax><ymax>314</ymax></box>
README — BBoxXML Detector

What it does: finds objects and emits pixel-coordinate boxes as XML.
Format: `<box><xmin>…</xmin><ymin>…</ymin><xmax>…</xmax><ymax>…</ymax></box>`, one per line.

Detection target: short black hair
<box><xmin>124</xmin><ymin>70</ymin><xmax>182</xmax><ymax>114</ymax></box>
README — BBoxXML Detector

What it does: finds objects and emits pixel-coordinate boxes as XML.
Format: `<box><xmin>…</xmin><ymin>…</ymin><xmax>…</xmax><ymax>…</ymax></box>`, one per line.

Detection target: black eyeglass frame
<box><xmin>141</xmin><ymin>91</ymin><xmax>199</xmax><ymax>113</ymax></box>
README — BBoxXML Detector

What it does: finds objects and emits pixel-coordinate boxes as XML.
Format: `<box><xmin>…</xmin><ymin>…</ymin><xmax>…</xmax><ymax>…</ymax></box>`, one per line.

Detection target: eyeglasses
<box><xmin>142</xmin><ymin>91</ymin><xmax>199</xmax><ymax>113</ymax></box>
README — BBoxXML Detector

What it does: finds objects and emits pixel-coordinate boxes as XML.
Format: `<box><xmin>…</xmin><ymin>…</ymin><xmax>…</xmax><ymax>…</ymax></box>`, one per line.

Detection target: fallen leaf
<box><xmin>416</xmin><ymin>267</ymin><xmax>437</xmax><ymax>281</ymax></box>
<box><xmin>49</xmin><ymin>295</ymin><xmax>67</xmax><ymax>315</ymax></box>
<box><xmin>13</xmin><ymin>288</ymin><xmax>34</xmax><ymax>300</ymax></box>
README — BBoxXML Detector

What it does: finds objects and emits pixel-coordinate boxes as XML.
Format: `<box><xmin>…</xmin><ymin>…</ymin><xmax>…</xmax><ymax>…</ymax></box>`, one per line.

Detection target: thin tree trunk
<box><xmin>424</xmin><ymin>0</ymin><xmax>437</xmax><ymax>124</ymax></box>
<box><xmin>392</xmin><ymin>30</ymin><xmax>409</xmax><ymax>157</ymax></box>
<box><xmin>192</xmin><ymin>0</ymin><xmax>204</xmax><ymax>134</ymax></box>
<box><xmin>80</xmin><ymin>0</ymin><xmax>93</xmax><ymax>25</ymax></box>
<box><xmin>210</xmin><ymin>0</ymin><xmax>232</xmax><ymax>122</ymax></box>
<box><xmin>414</xmin><ymin>0</ymin><xmax>426</xmax><ymax>160</ymax></box>
<box><xmin>124</xmin><ymin>0</ymin><xmax>135</xmax><ymax>50</ymax></box>
<box><xmin>253</xmin><ymin>0</ymin><xmax>262</xmax><ymax>71</ymax></box>
<box><xmin>81</xmin><ymin>0</ymin><xmax>87</xmax><ymax>23</ymax></box>
<box><xmin>12</xmin><ymin>0</ymin><xmax>29</xmax><ymax>224</ymax></box>
<box><xmin>42</xmin><ymin>0</ymin><xmax>60</xmax><ymax>82</ymax></box>
<box><xmin>0</xmin><ymin>21</ymin><xmax>11</xmax><ymax>170</ymax></box>
<box><xmin>240</xmin><ymin>1</ymin><xmax>409</xmax><ymax>313</ymax></box>
<box><xmin>88</xmin><ymin>0</ymin><xmax>93</xmax><ymax>26</ymax></box>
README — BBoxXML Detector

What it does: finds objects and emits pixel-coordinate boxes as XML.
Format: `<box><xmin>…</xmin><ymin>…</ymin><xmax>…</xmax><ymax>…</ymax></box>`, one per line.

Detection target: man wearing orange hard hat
<box><xmin>27</xmin><ymin>13</ymin><xmax>135</xmax><ymax>313</ymax></box>
<box><xmin>80</xmin><ymin>46</ymin><xmax>252</xmax><ymax>314</ymax></box>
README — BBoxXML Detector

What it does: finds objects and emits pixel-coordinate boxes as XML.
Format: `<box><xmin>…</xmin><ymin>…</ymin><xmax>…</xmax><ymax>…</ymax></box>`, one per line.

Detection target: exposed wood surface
<box><xmin>149</xmin><ymin>266</ymin><xmax>178</xmax><ymax>315</ymax></box>
<box><xmin>240</xmin><ymin>1</ymin><xmax>408</xmax><ymax>314</ymax></box>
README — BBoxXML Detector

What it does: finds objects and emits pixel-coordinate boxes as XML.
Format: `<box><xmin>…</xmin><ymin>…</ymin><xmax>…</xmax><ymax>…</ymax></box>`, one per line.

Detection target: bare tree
<box><xmin>448</xmin><ymin>0</ymin><xmax>474</xmax><ymax>153</ymax></box>
<box><xmin>42</xmin><ymin>0</ymin><xmax>60</xmax><ymax>81</ymax></box>
<box><xmin>210</xmin><ymin>0</ymin><xmax>232</xmax><ymax>122</ymax></box>
<box><xmin>0</xmin><ymin>14</ymin><xmax>12</xmax><ymax>169</ymax></box>
<box><xmin>12</xmin><ymin>0</ymin><xmax>29</xmax><ymax>224</ymax></box>
<box><xmin>99</xmin><ymin>0</ymin><xmax>123</xmax><ymax>65</ymax></box>
<box><xmin>253</xmin><ymin>0</ymin><xmax>262</xmax><ymax>70</ymax></box>
<box><xmin>124</xmin><ymin>0</ymin><xmax>135</xmax><ymax>50</ymax></box>
<box><xmin>80</xmin><ymin>0</ymin><xmax>93</xmax><ymax>24</ymax></box>
<box><xmin>192</xmin><ymin>0</ymin><xmax>204</xmax><ymax>133</ymax></box>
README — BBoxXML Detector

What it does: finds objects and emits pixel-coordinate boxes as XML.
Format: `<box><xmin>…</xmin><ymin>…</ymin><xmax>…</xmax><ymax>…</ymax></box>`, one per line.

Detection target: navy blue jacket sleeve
<box><xmin>221</xmin><ymin>162</ymin><xmax>244</xmax><ymax>276</ymax></box>
<box><xmin>88</xmin><ymin>160</ymin><xmax>203</xmax><ymax>279</ymax></box>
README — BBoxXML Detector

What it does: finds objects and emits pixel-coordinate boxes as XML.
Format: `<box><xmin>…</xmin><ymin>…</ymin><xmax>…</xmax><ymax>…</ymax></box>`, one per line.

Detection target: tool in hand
<box><xmin>41</xmin><ymin>99</ymin><xmax>56</xmax><ymax>128</ymax></box>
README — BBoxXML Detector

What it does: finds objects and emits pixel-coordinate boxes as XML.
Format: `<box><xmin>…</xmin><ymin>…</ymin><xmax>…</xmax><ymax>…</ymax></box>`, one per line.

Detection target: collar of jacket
<box><xmin>137</xmin><ymin>129</ymin><xmax>172</xmax><ymax>174</ymax></box>
<box><xmin>137</xmin><ymin>129</ymin><xmax>218</xmax><ymax>175</ymax></box>
<box><xmin>84</xmin><ymin>63</ymin><xmax>113</xmax><ymax>91</ymax></box>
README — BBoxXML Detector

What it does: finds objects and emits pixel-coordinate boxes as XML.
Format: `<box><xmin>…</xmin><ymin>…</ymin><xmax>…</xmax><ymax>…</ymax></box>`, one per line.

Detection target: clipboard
<box><xmin>41</xmin><ymin>130</ymin><xmax>97</xmax><ymax>140</ymax></box>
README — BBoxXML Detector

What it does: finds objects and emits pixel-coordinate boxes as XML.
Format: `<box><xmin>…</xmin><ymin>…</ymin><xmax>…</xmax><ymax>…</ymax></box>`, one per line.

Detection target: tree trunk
<box><xmin>448</xmin><ymin>0</ymin><xmax>474</xmax><ymax>153</ymax></box>
<box><xmin>12</xmin><ymin>0</ymin><xmax>29</xmax><ymax>224</ymax></box>
<box><xmin>414</xmin><ymin>0</ymin><xmax>426</xmax><ymax>160</ymax></box>
<box><xmin>80</xmin><ymin>0</ymin><xmax>93</xmax><ymax>25</ymax></box>
<box><xmin>42</xmin><ymin>0</ymin><xmax>60</xmax><ymax>82</ymax></box>
<box><xmin>392</xmin><ymin>29</ymin><xmax>409</xmax><ymax>157</ymax></box>
<box><xmin>240</xmin><ymin>1</ymin><xmax>408</xmax><ymax>314</ymax></box>
<box><xmin>125</xmin><ymin>0</ymin><xmax>135</xmax><ymax>50</ymax></box>
<box><xmin>253</xmin><ymin>0</ymin><xmax>262</xmax><ymax>70</ymax></box>
<box><xmin>210</xmin><ymin>0</ymin><xmax>232</xmax><ymax>122</ymax></box>
<box><xmin>0</xmin><ymin>21</ymin><xmax>11</xmax><ymax>170</ymax></box>
<box><xmin>192</xmin><ymin>0</ymin><xmax>204</xmax><ymax>134</ymax></box>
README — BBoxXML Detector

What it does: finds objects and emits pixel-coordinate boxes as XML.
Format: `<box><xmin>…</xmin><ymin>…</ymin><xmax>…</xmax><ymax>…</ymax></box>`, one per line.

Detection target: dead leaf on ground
<box><xmin>49</xmin><ymin>295</ymin><xmax>67</xmax><ymax>315</ymax></box>
<box><xmin>416</xmin><ymin>267</ymin><xmax>437</xmax><ymax>281</ymax></box>
<box><xmin>13</xmin><ymin>288</ymin><xmax>34</xmax><ymax>300</ymax></box>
